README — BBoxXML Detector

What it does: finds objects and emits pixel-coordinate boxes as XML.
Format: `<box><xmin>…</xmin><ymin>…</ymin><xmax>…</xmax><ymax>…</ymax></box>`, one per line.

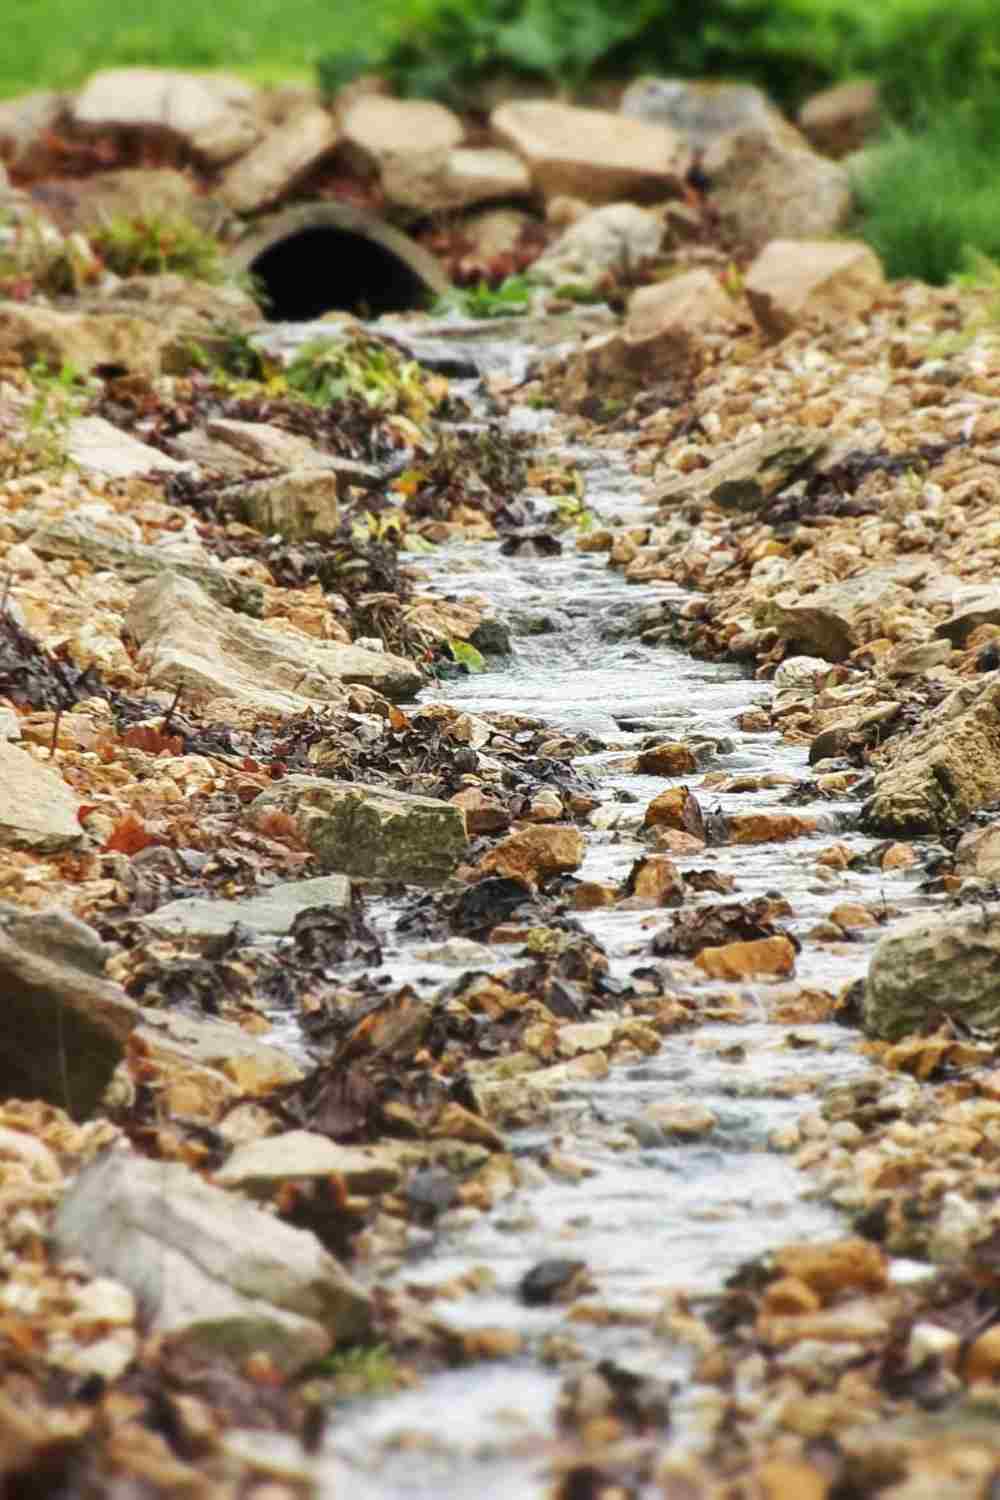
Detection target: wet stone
<box><xmin>139</xmin><ymin>875</ymin><xmax>351</xmax><ymax>941</ymax></box>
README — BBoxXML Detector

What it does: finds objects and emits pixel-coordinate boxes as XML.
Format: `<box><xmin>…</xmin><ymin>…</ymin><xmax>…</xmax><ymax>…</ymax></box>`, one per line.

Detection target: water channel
<box><xmin>254</xmin><ymin>315</ymin><xmax>941</xmax><ymax>1497</ymax></box>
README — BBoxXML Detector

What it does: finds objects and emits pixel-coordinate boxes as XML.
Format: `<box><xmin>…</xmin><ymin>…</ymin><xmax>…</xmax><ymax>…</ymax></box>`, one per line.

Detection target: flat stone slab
<box><xmin>53</xmin><ymin>1149</ymin><xmax>371</xmax><ymax>1374</ymax></box>
<box><xmin>141</xmin><ymin>875</ymin><xmax>351</xmax><ymax>941</ymax></box>
<box><xmin>0</xmin><ymin>740</ymin><xmax>83</xmax><ymax>852</ymax></box>
<box><xmin>126</xmin><ymin>572</ymin><xmax>423</xmax><ymax>713</ymax></box>
<box><xmin>249</xmin><ymin>775</ymin><xmax>468</xmax><ymax>885</ymax></box>
<box><xmin>216</xmin><ymin>1131</ymin><xmax>402</xmax><ymax>1195</ymax></box>
<box><xmin>67</xmin><ymin>415</ymin><xmax>195</xmax><ymax>478</ymax></box>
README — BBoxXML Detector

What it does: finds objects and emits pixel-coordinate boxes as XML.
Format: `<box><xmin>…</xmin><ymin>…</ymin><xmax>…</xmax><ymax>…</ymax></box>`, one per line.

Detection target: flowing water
<box><xmin>253</xmin><ymin>316</ymin><xmax>940</xmax><ymax>1497</ymax></box>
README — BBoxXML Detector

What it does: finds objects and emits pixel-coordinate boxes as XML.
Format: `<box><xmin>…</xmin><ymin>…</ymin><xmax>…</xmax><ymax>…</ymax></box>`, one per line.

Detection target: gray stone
<box><xmin>53</xmin><ymin>1149</ymin><xmax>371</xmax><ymax>1372</ymax></box>
<box><xmin>0</xmin><ymin>707</ymin><xmax>20</xmax><ymax>741</ymax></box>
<box><xmin>519</xmin><ymin>203</ymin><xmax>663</xmax><ymax>290</ymax></box>
<box><xmin>20</xmin><ymin>514</ymin><xmax>263</xmax><ymax>616</ymax></box>
<box><xmin>125</xmin><ymin>572</ymin><xmax>422</xmax><ymax>713</ymax></box>
<box><xmin>0</xmin><ymin>740</ymin><xmax>83</xmax><ymax>852</ymax></box>
<box><xmin>141</xmin><ymin>875</ymin><xmax>351</xmax><ymax>941</ymax></box>
<box><xmin>702</xmin><ymin>127</ymin><xmax>852</xmax><ymax>255</ymax></box>
<box><xmin>862</xmin><ymin>675</ymin><xmax>1000</xmax><ymax>836</ymax></box>
<box><xmin>134</xmin><ymin>1008</ymin><xmax>302</xmax><ymax>1092</ymax></box>
<box><xmin>216</xmin><ymin>1131</ymin><xmax>401</xmax><ymax>1195</ymax></box>
<box><xmin>491</xmin><ymin>100</ymin><xmax>688</xmax><ymax>205</ymax></box>
<box><xmin>956</xmin><ymin>824</ymin><xmax>1000</xmax><ymax>882</ymax></box>
<box><xmin>864</xmin><ymin>912</ymin><xmax>1000</xmax><ymax>1040</ymax></box>
<box><xmin>0</xmin><ymin>905</ymin><xmax>138</xmax><ymax>1119</ymax></box>
<box><xmin>620</xmin><ymin>77</ymin><xmax>781</xmax><ymax>152</ymax></box>
<box><xmin>249</xmin><ymin>776</ymin><xmax>467</xmax><ymax>885</ymax></box>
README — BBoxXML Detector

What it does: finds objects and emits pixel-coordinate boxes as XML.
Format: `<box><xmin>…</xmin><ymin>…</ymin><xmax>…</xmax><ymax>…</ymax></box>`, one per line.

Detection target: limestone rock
<box><xmin>0</xmin><ymin>302</ymin><xmax>172</xmax><ymax>379</ymax></box>
<box><xmin>67</xmin><ymin>415</ymin><xmax>195</xmax><ymax>479</ymax></box>
<box><xmin>227</xmin><ymin>469</ymin><xmax>343</xmax><ymax>542</ymax></box>
<box><xmin>934</xmin><ymin>585</ymin><xmax>1000</xmax><ymax>646</ymax></box>
<box><xmin>620</xmin><ymin>77</ymin><xmax>788</xmax><ymax>153</ymax></box>
<box><xmin>862</xmin><ymin>676</ymin><xmax>1000</xmax><ymax>835</ymax></box>
<box><xmin>53</xmin><ymin>1149</ymin><xmax>371</xmax><ymax>1373</ymax></box>
<box><xmin>0</xmin><ymin>904</ymin><xmax>138</xmax><ymax>1119</ymax></box>
<box><xmin>249</xmin><ymin>776</ymin><xmax>468</xmax><ymax>885</ymax></box>
<box><xmin>0</xmin><ymin>740</ymin><xmax>83</xmax><ymax>853</ymax></box>
<box><xmin>22</xmin><ymin>514</ymin><xmax>263</xmax><ymax>617</ymax></box>
<box><xmin>745</xmin><ymin>239</ymin><xmax>885</xmax><ymax>339</ymax></box>
<box><xmin>380</xmin><ymin>146</ymin><xmax>531</xmax><ymax>214</ymax></box>
<box><xmin>798</xmin><ymin>80</ymin><xmax>880</xmax><ymax>159</ymax></box>
<box><xmin>72</xmin><ymin>69</ymin><xmax>259</xmax><ymax>164</ymax></box>
<box><xmin>956</xmin><ymin>824</ymin><xmax>1000</xmax><ymax>882</ymax></box>
<box><xmin>216</xmin><ymin>1131</ymin><xmax>401</xmax><ymax>1195</ymax></box>
<box><xmin>0</xmin><ymin>90</ymin><xmax>66</xmax><ymax>173</ymax></box>
<box><xmin>703</xmin><ymin>128</ymin><xmax>852</xmax><ymax>254</ymax></box>
<box><xmin>625</xmin><ymin>854</ymin><xmax>685</xmax><ymax>907</ymax></box>
<box><xmin>218</xmin><ymin>106</ymin><xmax>339</xmax><ymax>213</ymax></box>
<box><xmin>864</xmin><ymin>912</ymin><xmax>1000</xmax><ymax>1039</ymax></box>
<box><xmin>125</xmin><ymin>572</ymin><xmax>422</xmax><ymax>713</ymax></box>
<box><xmin>636</xmin><ymin>742</ymin><xmax>698</xmax><ymax>776</ymax></box>
<box><xmin>133</xmin><ymin>1008</ymin><xmax>302</xmax><ymax>1117</ymax></box>
<box><xmin>656</xmin><ymin>424</ymin><xmax>829</xmax><ymax>515</ymax></box>
<box><xmin>726</xmin><ymin>812</ymin><xmax>819</xmax><ymax>844</ymax></box>
<box><xmin>643</xmin><ymin>786</ymin><xmax>705</xmax><ymax>838</ymax></box>
<box><xmin>140</xmin><ymin>875</ymin><xmax>351</xmax><ymax>942</ymax></box>
<box><xmin>765</xmin><ymin>569</ymin><xmax>912</xmax><ymax>662</ymax></box>
<box><xmin>528</xmin><ymin>203</ymin><xmax>664</xmax><ymax>290</ymax></box>
<box><xmin>491</xmin><ymin>100</ymin><xmax>688</xmax><ymax>205</ymax></box>
<box><xmin>340</xmin><ymin>95</ymin><xmax>464</xmax><ymax>208</ymax></box>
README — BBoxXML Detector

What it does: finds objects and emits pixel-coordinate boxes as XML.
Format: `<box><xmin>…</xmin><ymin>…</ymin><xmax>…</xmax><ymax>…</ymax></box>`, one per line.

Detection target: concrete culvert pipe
<box><xmin>228</xmin><ymin>203</ymin><xmax>451</xmax><ymax>321</ymax></box>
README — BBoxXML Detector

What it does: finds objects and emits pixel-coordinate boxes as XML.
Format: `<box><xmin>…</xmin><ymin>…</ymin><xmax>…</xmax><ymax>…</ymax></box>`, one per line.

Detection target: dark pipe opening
<box><xmin>250</xmin><ymin>226</ymin><xmax>433</xmax><ymax>321</ymax></box>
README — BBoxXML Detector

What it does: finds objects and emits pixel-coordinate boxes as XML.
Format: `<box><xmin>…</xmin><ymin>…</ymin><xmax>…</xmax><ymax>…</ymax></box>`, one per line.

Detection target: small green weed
<box><xmin>433</xmin><ymin>275</ymin><xmax>536</xmax><ymax>320</ymax></box>
<box><xmin>89</xmin><ymin>213</ymin><xmax>226</xmax><ymax>282</ymax></box>
<box><xmin>22</xmin><ymin>359</ymin><xmax>94</xmax><ymax>472</ymax></box>
<box><xmin>310</xmin><ymin>1343</ymin><xmax>402</xmax><ymax>1400</ymax></box>
<box><xmin>285</xmin><ymin>335</ymin><xmax>441</xmax><ymax>421</ymax></box>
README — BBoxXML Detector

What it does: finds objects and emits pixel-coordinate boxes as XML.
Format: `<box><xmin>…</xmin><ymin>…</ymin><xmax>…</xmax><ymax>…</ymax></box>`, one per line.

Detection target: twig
<box><xmin>49</xmin><ymin>706</ymin><xmax>62</xmax><ymax>759</ymax></box>
<box><xmin>162</xmin><ymin>683</ymin><xmax>183</xmax><ymax>736</ymax></box>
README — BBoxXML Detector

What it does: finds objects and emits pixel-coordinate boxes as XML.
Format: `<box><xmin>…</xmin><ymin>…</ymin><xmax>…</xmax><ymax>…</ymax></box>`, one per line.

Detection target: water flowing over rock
<box><xmin>53</xmin><ymin>1149</ymin><xmax>371</xmax><ymax>1373</ymax></box>
<box><xmin>864</xmin><ymin>912</ymin><xmax>1000</xmax><ymax>1039</ymax></box>
<box><xmin>125</xmin><ymin>572</ymin><xmax>422</xmax><ymax>713</ymax></box>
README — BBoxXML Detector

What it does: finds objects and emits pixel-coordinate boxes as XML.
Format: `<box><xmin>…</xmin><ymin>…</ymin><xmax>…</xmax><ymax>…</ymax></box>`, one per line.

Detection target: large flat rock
<box><xmin>249</xmin><ymin>776</ymin><xmax>468</xmax><ymax>885</ymax></box>
<box><xmin>53</xmin><ymin>1149</ymin><xmax>371</xmax><ymax>1373</ymax></box>
<box><xmin>125</xmin><ymin>572</ymin><xmax>423</xmax><ymax>713</ymax></box>
<box><xmin>141</xmin><ymin>874</ymin><xmax>351</xmax><ymax>941</ymax></box>
<box><xmin>492</xmin><ymin>101</ymin><xmax>688</xmax><ymax>205</ymax></box>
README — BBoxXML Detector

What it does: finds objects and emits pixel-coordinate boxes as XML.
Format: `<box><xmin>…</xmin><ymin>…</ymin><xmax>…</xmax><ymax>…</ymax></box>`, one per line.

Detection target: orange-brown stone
<box><xmin>694</xmin><ymin>935</ymin><xmax>796</xmax><ymax>980</ymax></box>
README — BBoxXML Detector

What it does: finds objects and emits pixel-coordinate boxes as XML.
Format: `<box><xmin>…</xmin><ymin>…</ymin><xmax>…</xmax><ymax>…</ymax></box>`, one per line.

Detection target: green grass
<box><xmin>852</xmin><ymin>94</ymin><xmax>1000</xmax><ymax>283</ymax></box>
<box><xmin>0</xmin><ymin>0</ymin><xmax>414</xmax><ymax>98</ymax></box>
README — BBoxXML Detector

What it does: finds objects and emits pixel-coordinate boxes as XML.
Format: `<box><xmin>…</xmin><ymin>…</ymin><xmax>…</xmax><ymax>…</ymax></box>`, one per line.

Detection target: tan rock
<box><xmin>524</xmin><ymin>788</ymin><xmax>563</xmax><ymax>822</ymax></box>
<box><xmin>625</xmin><ymin>854</ymin><xmax>685</xmax><ymax>907</ymax></box>
<box><xmin>756</xmin><ymin>1459</ymin><xmax>830</xmax><ymax>1500</ymax></box>
<box><xmin>644</xmin><ymin>1099</ymin><xmax>716</xmax><ymax>1137</ymax></box>
<box><xmin>72</xmin><ymin>68</ymin><xmax>259</xmax><ymax>164</ymax></box>
<box><xmin>761</xmin><ymin>1276</ymin><xmax>822</xmax><ymax>1317</ymax></box>
<box><xmin>381</xmin><ymin>147</ymin><xmax>531</xmax><ymax>213</ymax></box>
<box><xmin>643</xmin><ymin>786</ymin><xmax>706</xmax><ymax>838</ymax></box>
<box><xmin>773</xmin><ymin>1239</ymin><xmax>888</xmax><ymax>1301</ymax></box>
<box><xmin>125</xmin><ymin>572</ymin><xmax>422</xmax><ymax>713</ymax></box>
<box><xmin>476</xmin><ymin>824</ymin><xmax>584</xmax><ymax>884</ymax></box>
<box><xmin>652</xmin><ymin>828</ymin><xmax>706</xmax><ymax>854</ymax></box>
<box><xmin>218</xmin><ymin>106</ymin><xmax>339</xmax><ymax>212</ymax></box>
<box><xmin>450</xmin><ymin>787</ymin><xmax>511</xmax><ymax>835</ymax></box>
<box><xmin>726</xmin><ymin>812</ymin><xmax>818</xmax><ymax>844</ymax></box>
<box><xmin>955</xmin><ymin>824</ymin><xmax>1000</xmax><ymax>881</ymax></box>
<box><xmin>829</xmin><ymin>902</ymin><xmax>879</xmax><ymax>930</ymax></box>
<box><xmin>881</xmin><ymin>842</ymin><xmax>918</xmax><ymax>871</ymax></box>
<box><xmin>431</xmin><ymin>1102</ymin><xmax>505</xmax><ymax>1152</ymax></box>
<box><xmin>0</xmin><ymin>741</ymin><xmax>83</xmax><ymax>852</ymax></box>
<box><xmin>529</xmin><ymin>202</ymin><xmax>664</xmax><ymax>289</ymax></box>
<box><xmin>864</xmin><ymin>910</ymin><xmax>1000</xmax><ymax>1039</ymax></box>
<box><xmin>340</xmin><ymin>95</ymin><xmax>464</xmax><ymax>209</ymax></box>
<box><xmin>0</xmin><ymin>302</ymin><xmax>171</xmax><ymax>379</ymax></box>
<box><xmin>965</xmin><ymin>1326</ymin><xmax>1000</xmax><ymax>1383</ymax></box>
<box><xmin>695</xmin><ymin>935</ymin><xmax>796</xmax><ymax>980</ymax></box>
<box><xmin>745</xmin><ymin>239</ymin><xmax>885</xmax><ymax>340</ymax></box>
<box><xmin>570</xmin><ymin>881</ymin><xmax>618</xmax><ymax>911</ymax></box>
<box><xmin>703</xmin><ymin>128</ymin><xmax>852</xmax><ymax>254</ymax></box>
<box><xmin>636</xmin><ymin>740</ymin><xmax>698</xmax><ymax>776</ymax></box>
<box><xmin>491</xmin><ymin>100</ymin><xmax>688</xmax><ymax>205</ymax></box>
<box><xmin>798</xmin><ymin>79</ymin><xmax>880</xmax><ymax>158</ymax></box>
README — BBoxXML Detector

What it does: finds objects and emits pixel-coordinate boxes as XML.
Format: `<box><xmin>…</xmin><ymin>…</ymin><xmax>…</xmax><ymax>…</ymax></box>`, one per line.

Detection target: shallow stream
<box><xmin>255</xmin><ymin>315</ymin><xmax>942</xmax><ymax>1497</ymax></box>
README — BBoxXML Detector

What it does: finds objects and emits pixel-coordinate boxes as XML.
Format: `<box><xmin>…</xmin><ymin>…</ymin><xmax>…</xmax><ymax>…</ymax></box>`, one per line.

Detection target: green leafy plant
<box><xmin>432</xmin><ymin>275</ymin><xmax>536</xmax><ymax>319</ymax></box>
<box><xmin>447</xmin><ymin>638</ymin><xmax>486</xmax><ymax>671</ymax></box>
<box><xmin>22</xmin><ymin>359</ymin><xmax>94</xmax><ymax>472</ymax></box>
<box><xmin>89</xmin><ymin>213</ymin><xmax>226</xmax><ymax>282</ymax></box>
<box><xmin>285</xmin><ymin>334</ymin><xmax>441</xmax><ymax>421</ymax></box>
<box><xmin>310</xmin><ymin>1343</ymin><xmax>402</xmax><ymax>1400</ymax></box>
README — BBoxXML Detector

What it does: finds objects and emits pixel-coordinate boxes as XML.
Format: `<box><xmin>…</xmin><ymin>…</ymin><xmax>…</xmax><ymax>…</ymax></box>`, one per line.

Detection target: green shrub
<box><xmin>851</xmin><ymin>93</ymin><xmax>1000</xmax><ymax>283</ymax></box>
<box><xmin>89</xmin><ymin>214</ymin><xmax>226</xmax><ymax>282</ymax></box>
